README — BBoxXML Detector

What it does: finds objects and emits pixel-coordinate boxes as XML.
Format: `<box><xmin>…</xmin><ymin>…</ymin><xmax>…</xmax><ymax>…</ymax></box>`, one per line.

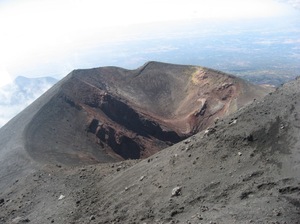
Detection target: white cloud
<box><xmin>278</xmin><ymin>0</ymin><xmax>300</xmax><ymax>9</ymax></box>
<box><xmin>283</xmin><ymin>38</ymin><xmax>300</xmax><ymax>44</ymax></box>
<box><xmin>0</xmin><ymin>67</ymin><xmax>13</xmax><ymax>87</ymax></box>
<box><xmin>0</xmin><ymin>76</ymin><xmax>57</xmax><ymax>127</ymax></box>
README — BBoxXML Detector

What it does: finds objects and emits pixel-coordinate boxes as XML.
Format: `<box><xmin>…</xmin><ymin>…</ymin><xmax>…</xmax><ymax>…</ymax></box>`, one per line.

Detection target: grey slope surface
<box><xmin>0</xmin><ymin>75</ymin><xmax>299</xmax><ymax>223</ymax></box>
<box><xmin>0</xmin><ymin>77</ymin><xmax>64</xmax><ymax>190</ymax></box>
<box><xmin>69</xmin><ymin>77</ymin><xmax>300</xmax><ymax>223</ymax></box>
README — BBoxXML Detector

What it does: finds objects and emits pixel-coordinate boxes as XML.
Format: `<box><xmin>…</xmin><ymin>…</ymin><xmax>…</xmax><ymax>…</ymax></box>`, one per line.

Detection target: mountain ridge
<box><xmin>0</xmin><ymin>67</ymin><xmax>299</xmax><ymax>223</ymax></box>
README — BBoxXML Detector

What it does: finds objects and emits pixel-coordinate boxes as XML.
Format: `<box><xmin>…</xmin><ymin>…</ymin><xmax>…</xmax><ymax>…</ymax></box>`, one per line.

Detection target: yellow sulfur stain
<box><xmin>190</xmin><ymin>67</ymin><xmax>208</xmax><ymax>85</ymax></box>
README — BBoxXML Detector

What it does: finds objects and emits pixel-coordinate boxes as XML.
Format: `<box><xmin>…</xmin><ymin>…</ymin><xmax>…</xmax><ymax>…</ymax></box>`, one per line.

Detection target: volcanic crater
<box><xmin>22</xmin><ymin>61</ymin><xmax>270</xmax><ymax>165</ymax></box>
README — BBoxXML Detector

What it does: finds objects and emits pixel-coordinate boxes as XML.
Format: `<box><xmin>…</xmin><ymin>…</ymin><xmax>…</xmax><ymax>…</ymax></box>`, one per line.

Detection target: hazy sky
<box><xmin>0</xmin><ymin>0</ymin><xmax>299</xmax><ymax>86</ymax></box>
